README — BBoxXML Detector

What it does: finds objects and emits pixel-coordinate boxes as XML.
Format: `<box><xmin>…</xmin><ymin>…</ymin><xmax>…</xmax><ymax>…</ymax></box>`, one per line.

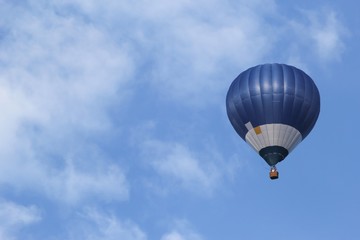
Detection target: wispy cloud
<box><xmin>0</xmin><ymin>1</ymin><xmax>132</xmax><ymax>203</ymax></box>
<box><xmin>46</xmin><ymin>159</ymin><xmax>129</xmax><ymax>204</ymax></box>
<box><xmin>136</xmin><ymin>126</ymin><xmax>244</xmax><ymax>197</ymax></box>
<box><xmin>0</xmin><ymin>200</ymin><xmax>41</xmax><ymax>240</ymax></box>
<box><xmin>144</xmin><ymin>139</ymin><xmax>221</xmax><ymax>195</ymax></box>
<box><xmin>130</xmin><ymin>0</ymin><xmax>278</xmax><ymax>106</ymax></box>
<box><xmin>161</xmin><ymin>219</ymin><xmax>203</xmax><ymax>240</ymax></box>
<box><xmin>287</xmin><ymin>8</ymin><xmax>347</xmax><ymax>63</ymax></box>
<box><xmin>71</xmin><ymin>208</ymin><xmax>147</xmax><ymax>240</ymax></box>
<box><xmin>308</xmin><ymin>10</ymin><xmax>346</xmax><ymax>60</ymax></box>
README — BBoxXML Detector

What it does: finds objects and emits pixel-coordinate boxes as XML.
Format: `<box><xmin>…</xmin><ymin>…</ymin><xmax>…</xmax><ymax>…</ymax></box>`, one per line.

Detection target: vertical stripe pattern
<box><xmin>226</xmin><ymin>63</ymin><xmax>320</xmax><ymax>142</ymax></box>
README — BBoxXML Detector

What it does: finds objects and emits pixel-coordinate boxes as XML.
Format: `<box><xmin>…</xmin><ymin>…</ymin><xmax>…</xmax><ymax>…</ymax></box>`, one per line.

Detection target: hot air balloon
<box><xmin>226</xmin><ymin>63</ymin><xmax>320</xmax><ymax>179</ymax></box>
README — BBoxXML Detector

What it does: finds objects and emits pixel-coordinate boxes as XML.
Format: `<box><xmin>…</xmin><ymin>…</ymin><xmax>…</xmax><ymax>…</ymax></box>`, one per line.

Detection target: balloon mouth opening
<box><xmin>259</xmin><ymin>146</ymin><xmax>289</xmax><ymax>166</ymax></box>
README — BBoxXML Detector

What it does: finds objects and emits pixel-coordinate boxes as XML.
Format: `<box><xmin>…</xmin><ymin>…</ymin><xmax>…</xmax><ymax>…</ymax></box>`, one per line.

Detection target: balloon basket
<box><xmin>269</xmin><ymin>170</ymin><xmax>279</xmax><ymax>180</ymax></box>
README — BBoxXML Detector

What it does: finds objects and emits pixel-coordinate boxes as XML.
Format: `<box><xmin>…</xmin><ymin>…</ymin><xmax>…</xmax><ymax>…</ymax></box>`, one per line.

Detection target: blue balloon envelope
<box><xmin>226</xmin><ymin>63</ymin><xmax>320</xmax><ymax>174</ymax></box>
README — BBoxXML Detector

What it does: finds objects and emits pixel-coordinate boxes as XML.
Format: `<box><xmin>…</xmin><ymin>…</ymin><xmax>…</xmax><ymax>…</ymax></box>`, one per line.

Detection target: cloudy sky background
<box><xmin>0</xmin><ymin>0</ymin><xmax>359</xmax><ymax>239</ymax></box>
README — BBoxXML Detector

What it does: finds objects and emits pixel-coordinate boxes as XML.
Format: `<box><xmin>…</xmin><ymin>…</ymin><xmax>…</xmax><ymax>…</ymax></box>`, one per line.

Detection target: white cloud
<box><xmin>131</xmin><ymin>120</ymin><xmax>245</xmax><ymax>196</ymax></box>
<box><xmin>161</xmin><ymin>231</ymin><xmax>203</xmax><ymax>240</ymax></box>
<box><xmin>309</xmin><ymin>11</ymin><xmax>346</xmax><ymax>60</ymax></box>
<box><xmin>135</xmin><ymin>0</ymin><xmax>277</xmax><ymax>105</ymax></box>
<box><xmin>162</xmin><ymin>232</ymin><xmax>187</xmax><ymax>240</ymax></box>
<box><xmin>161</xmin><ymin>219</ymin><xmax>203</xmax><ymax>240</ymax></box>
<box><xmin>0</xmin><ymin>147</ymin><xmax>129</xmax><ymax>206</ymax></box>
<box><xmin>140</xmin><ymin>135</ymin><xmax>244</xmax><ymax>196</ymax></box>
<box><xmin>288</xmin><ymin>9</ymin><xmax>347</xmax><ymax>62</ymax></box>
<box><xmin>0</xmin><ymin>200</ymin><xmax>41</xmax><ymax>240</ymax></box>
<box><xmin>72</xmin><ymin>208</ymin><xmax>147</xmax><ymax>240</ymax></box>
<box><xmin>46</xmin><ymin>159</ymin><xmax>129</xmax><ymax>204</ymax></box>
<box><xmin>0</xmin><ymin>1</ymin><xmax>132</xmax><ymax>203</ymax></box>
<box><xmin>148</xmin><ymin>141</ymin><xmax>221</xmax><ymax>194</ymax></box>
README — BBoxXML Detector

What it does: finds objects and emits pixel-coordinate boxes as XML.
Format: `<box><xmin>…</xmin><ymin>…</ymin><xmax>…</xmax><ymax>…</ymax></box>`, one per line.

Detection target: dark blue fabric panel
<box><xmin>250</xmin><ymin>95</ymin><xmax>264</xmax><ymax>127</ymax></box>
<box><xmin>283</xmin><ymin>93</ymin><xmax>295</xmax><ymax>124</ymax></box>
<box><xmin>299</xmin><ymin>82</ymin><xmax>320</xmax><ymax>138</ymax></box>
<box><xmin>248</xmin><ymin>66</ymin><xmax>264</xmax><ymax>127</ymax></box>
<box><xmin>226</xmin><ymin>63</ymin><xmax>321</xmax><ymax>140</ymax></box>
<box><xmin>238</xmin><ymin>70</ymin><xmax>249</xmax><ymax>99</ymax></box>
<box><xmin>259</xmin><ymin>65</ymin><xmax>274</xmax><ymax>124</ymax></box>
<box><xmin>272</xmin><ymin>64</ymin><xmax>284</xmax><ymax>94</ymax></box>
<box><xmin>272</xmin><ymin>64</ymin><xmax>284</xmax><ymax>123</ymax></box>
<box><xmin>272</xmin><ymin>93</ymin><xmax>283</xmax><ymax>123</ymax></box>
<box><xmin>295</xmin><ymin>72</ymin><xmax>312</xmax><ymax>130</ymax></box>
<box><xmin>226</xmin><ymin>80</ymin><xmax>246</xmax><ymax>138</ymax></box>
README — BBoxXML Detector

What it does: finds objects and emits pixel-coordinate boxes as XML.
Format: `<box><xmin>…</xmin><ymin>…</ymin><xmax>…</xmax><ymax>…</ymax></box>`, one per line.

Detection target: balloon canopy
<box><xmin>226</xmin><ymin>63</ymin><xmax>320</xmax><ymax>168</ymax></box>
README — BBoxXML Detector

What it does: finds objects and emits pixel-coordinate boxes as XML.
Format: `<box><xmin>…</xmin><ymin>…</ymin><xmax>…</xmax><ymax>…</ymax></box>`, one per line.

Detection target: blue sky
<box><xmin>0</xmin><ymin>0</ymin><xmax>359</xmax><ymax>239</ymax></box>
